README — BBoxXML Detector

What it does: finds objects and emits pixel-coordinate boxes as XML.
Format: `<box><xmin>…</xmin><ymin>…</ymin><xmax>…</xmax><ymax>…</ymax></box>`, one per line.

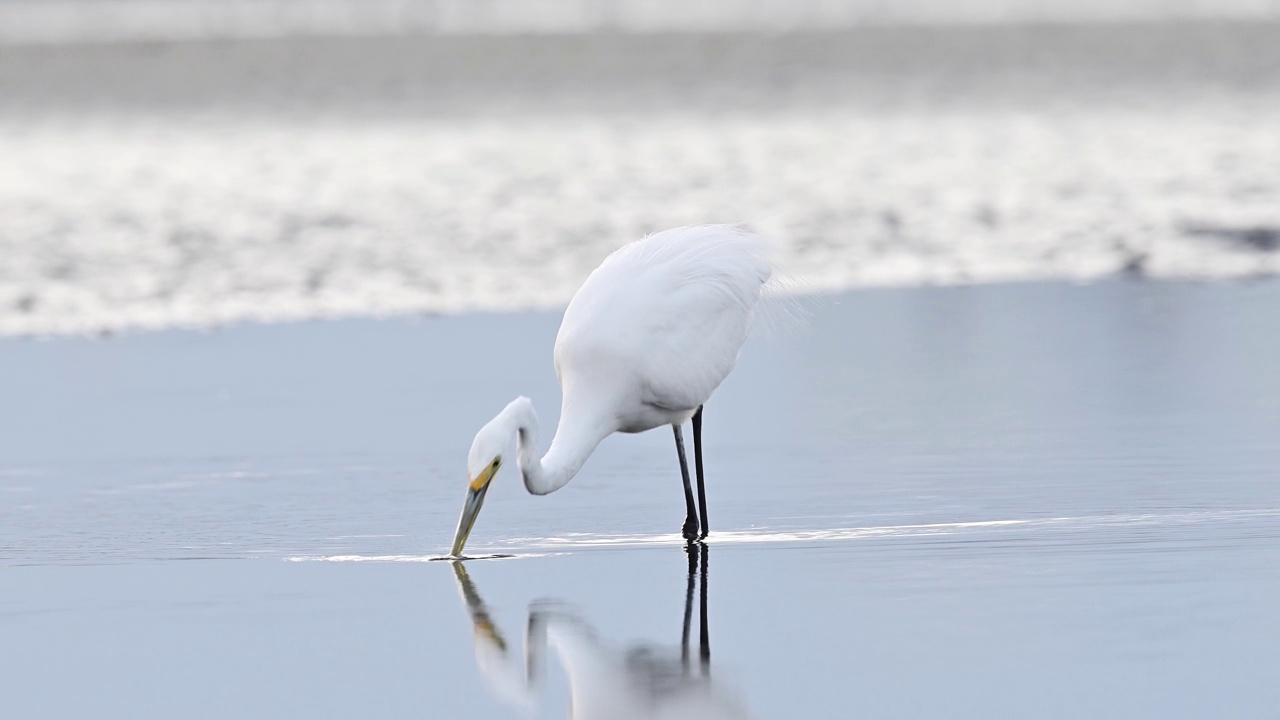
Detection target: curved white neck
<box><xmin>497</xmin><ymin>396</ymin><xmax>611</xmax><ymax>496</ymax></box>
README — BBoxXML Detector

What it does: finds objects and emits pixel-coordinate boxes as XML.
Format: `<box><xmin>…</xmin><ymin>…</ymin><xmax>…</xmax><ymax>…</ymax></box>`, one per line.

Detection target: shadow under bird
<box><xmin>451</xmin><ymin>225</ymin><xmax>775</xmax><ymax>556</ymax></box>
<box><xmin>451</xmin><ymin>545</ymin><xmax>750</xmax><ymax>718</ymax></box>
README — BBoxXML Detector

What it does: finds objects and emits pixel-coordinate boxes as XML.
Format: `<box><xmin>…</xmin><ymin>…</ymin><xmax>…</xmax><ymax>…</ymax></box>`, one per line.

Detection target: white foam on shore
<box><xmin>3</xmin><ymin>0</ymin><xmax>1280</xmax><ymax>45</ymax></box>
<box><xmin>3</xmin><ymin>108</ymin><xmax>1279</xmax><ymax>338</ymax></box>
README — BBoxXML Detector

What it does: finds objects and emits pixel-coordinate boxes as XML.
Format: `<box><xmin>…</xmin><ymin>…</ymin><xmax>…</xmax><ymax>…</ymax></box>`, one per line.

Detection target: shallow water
<box><xmin>2</xmin><ymin>280</ymin><xmax>1279</xmax><ymax>717</ymax></box>
<box><xmin>8</xmin><ymin>542</ymin><xmax>1280</xmax><ymax>718</ymax></box>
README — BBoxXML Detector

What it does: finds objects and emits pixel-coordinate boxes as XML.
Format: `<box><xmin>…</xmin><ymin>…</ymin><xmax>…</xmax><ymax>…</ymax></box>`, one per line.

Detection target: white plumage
<box><xmin>451</xmin><ymin>225</ymin><xmax>773</xmax><ymax>555</ymax></box>
<box><xmin>555</xmin><ymin>225</ymin><xmax>770</xmax><ymax>434</ymax></box>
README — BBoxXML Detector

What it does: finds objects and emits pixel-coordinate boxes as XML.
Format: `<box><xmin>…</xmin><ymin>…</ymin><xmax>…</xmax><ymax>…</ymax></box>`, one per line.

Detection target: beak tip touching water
<box><xmin>449</xmin><ymin>534</ymin><xmax>468</xmax><ymax>559</ymax></box>
<box><xmin>450</xmin><ymin>484</ymin><xmax>489</xmax><ymax>557</ymax></box>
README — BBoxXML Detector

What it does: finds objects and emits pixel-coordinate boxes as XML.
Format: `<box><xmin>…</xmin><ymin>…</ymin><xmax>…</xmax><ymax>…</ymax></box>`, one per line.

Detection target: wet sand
<box><xmin>3</xmin><ymin>280</ymin><xmax>1279</xmax><ymax>717</ymax></box>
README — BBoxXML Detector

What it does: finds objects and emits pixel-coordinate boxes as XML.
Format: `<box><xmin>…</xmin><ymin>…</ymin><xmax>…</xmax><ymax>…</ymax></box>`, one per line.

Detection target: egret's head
<box><xmin>450</xmin><ymin>418</ymin><xmax>508</xmax><ymax>556</ymax></box>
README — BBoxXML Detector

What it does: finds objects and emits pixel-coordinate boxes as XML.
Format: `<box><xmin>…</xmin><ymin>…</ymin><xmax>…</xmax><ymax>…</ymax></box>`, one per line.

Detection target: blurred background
<box><xmin>5</xmin><ymin>5</ymin><xmax>1280</xmax><ymax>718</ymax></box>
<box><xmin>2</xmin><ymin>0</ymin><xmax>1279</xmax><ymax>337</ymax></box>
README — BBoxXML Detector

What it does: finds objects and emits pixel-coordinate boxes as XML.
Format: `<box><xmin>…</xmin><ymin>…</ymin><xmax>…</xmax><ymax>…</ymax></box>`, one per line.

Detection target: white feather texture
<box><xmin>554</xmin><ymin>225</ymin><xmax>771</xmax><ymax>428</ymax></box>
<box><xmin>461</xmin><ymin>225</ymin><xmax>774</xmax><ymax>509</ymax></box>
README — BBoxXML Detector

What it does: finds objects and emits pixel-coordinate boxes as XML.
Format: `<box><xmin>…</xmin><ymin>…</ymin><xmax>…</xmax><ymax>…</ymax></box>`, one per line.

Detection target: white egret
<box><xmin>451</xmin><ymin>225</ymin><xmax>774</xmax><ymax>555</ymax></box>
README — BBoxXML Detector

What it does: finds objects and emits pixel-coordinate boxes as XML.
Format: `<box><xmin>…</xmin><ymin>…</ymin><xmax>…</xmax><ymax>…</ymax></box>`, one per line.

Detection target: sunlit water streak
<box><xmin>512</xmin><ymin>504</ymin><xmax>1280</xmax><ymax>543</ymax></box>
<box><xmin>285</xmin><ymin>552</ymin><xmax>527</xmax><ymax>562</ymax></box>
<box><xmin>275</xmin><ymin>509</ymin><xmax>1280</xmax><ymax>564</ymax></box>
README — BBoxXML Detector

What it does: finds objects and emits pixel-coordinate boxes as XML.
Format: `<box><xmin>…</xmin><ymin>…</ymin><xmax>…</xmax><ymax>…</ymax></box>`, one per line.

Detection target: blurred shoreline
<box><xmin>3</xmin><ymin>21</ymin><xmax>1279</xmax><ymax>337</ymax></box>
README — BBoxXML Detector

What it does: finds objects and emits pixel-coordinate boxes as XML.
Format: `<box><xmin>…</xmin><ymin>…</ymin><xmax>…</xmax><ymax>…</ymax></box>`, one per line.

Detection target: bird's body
<box><xmin>556</xmin><ymin>227</ymin><xmax>770</xmax><ymax>434</ymax></box>
<box><xmin>451</xmin><ymin>225</ymin><xmax>773</xmax><ymax>554</ymax></box>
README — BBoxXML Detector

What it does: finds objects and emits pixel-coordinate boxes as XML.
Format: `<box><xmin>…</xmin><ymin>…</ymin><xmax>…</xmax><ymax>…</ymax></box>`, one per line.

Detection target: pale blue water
<box><xmin>2</xmin><ymin>280</ymin><xmax>1279</xmax><ymax>717</ymax></box>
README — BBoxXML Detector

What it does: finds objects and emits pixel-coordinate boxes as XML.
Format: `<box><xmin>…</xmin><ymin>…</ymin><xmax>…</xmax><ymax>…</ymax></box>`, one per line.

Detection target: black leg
<box><xmin>673</xmin><ymin>424</ymin><xmax>699</xmax><ymax>542</ymax></box>
<box><xmin>681</xmin><ymin>542</ymin><xmax>697</xmax><ymax>668</ymax></box>
<box><xmin>699</xmin><ymin>543</ymin><xmax>710</xmax><ymax>669</ymax></box>
<box><xmin>692</xmin><ymin>405</ymin><xmax>709</xmax><ymax>540</ymax></box>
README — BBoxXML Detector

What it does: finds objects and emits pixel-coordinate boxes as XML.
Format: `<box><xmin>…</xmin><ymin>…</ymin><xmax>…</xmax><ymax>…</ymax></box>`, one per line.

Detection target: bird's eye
<box><xmin>492</xmin><ymin>458</ymin><xmax>501</xmax><ymax>469</ymax></box>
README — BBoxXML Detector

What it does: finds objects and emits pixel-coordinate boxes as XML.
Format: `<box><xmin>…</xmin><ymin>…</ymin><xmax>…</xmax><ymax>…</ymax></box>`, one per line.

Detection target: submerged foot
<box><xmin>682</xmin><ymin>516</ymin><xmax>700</xmax><ymax>543</ymax></box>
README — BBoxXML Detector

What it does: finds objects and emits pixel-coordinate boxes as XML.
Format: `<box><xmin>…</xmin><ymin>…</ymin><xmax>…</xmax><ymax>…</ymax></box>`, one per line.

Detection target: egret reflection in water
<box><xmin>451</xmin><ymin>545</ymin><xmax>752</xmax><ymax>719</ymax></box>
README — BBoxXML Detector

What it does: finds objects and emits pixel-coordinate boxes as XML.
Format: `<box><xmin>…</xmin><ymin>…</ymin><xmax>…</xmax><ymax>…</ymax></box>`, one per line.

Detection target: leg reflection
<box><xmin>700</xmin><ymin>543</ymin><xmax>711</xmax><ymax>670</ymax></box>
<box><xmin>682</xmin><ymin>543</ymin><xmax>696</xmax><ymax>666</ymax></box>
<box><xmin>682</xmin><ymin>542</ymin><xmax>711</xmax><ymax>674</ymax></box>
<box><xmin>452</xmin><ymin>546</ymin><xmax>751</xmax><ymax>718</ymax></box>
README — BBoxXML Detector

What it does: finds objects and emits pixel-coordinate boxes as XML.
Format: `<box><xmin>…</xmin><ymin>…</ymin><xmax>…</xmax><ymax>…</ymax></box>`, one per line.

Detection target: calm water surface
<box><xmin>3</xmin><ymin>281</ymin><xmax>1280</xmax><ymax>717</ymax></box>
